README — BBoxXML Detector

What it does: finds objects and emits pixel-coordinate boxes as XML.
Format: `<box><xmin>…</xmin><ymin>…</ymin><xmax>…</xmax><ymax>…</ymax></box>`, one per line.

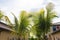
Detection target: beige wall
<box><xmin>0</xmin><ymin>23</ymin><xmax>29</xmax><ymax>40</ymax></box>
<box><xmin>52</xmin><ymin>32</ymin><xmax>60</xmax><ymax>40</ymax></box>
<box><xmin>48</xmin><ymin>32</ymin><xmax>60</xmax><ymax>40</ymax></box>
<box><xmin>0</xmin><ymin>31</ymin><xmax>18</xmax><ymax>40</ymax></box>
<box><xmin>0</xmin><ymin>23</ymin><xmax>18</xmax><ymax>40</ymax></box>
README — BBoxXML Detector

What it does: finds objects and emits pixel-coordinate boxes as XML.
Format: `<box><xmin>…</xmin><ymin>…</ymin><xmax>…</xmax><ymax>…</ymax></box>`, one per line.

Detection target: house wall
<box><xmin>0</xmin><ymin>31</ymin><xmax>18</xmax><ymax>40</ymax></box>
<box><xmin>0</xmin><ymin>30</ymin><xmax>29</xmax><ymax>40</ymax></box>
<box><xmin>47</xmin><ymin>24</ymin><xmax>60</xmax><ymax>40</ymax></box>
<box><xmin>52</xmin><ymin>32</ymin><xmax>60</xmax><ymax>40</ymax></box>
<box><xmin>48</xmin><ymin>32</ymin><xmax>60</xmax><ymax>40</ymax></box>
<box><xmin>0</xmin><ymin>22</ymin><xmax>29</xmax><ymax>40</ymax></box>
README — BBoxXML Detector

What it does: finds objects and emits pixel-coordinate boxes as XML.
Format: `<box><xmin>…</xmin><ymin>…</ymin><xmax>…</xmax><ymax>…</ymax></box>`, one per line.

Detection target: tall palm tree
<box><xmin>18</xmin><ymin>11</ymin><xmax>30</xmax><ymax>40</ymax></box>
<box><xmin>32</xmin><ymin>3</ymin><xmax>57</xmax><ymax>40</ymax></box>
<box><xmin>5</xmin><ymin>11</ymin><xmax>31</xmax><ymax>40</ymax></box>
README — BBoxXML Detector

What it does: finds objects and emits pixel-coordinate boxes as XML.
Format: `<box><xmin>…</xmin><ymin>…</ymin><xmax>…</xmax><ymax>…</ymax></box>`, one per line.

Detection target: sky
<box><xmin>0</xmin><ymin>0</ymin><xmax>60</xmax><ymax>23</ymax></box>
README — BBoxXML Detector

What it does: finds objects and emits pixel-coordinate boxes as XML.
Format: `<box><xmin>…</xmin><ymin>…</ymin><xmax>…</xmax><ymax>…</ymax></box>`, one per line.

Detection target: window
<box><xmin>53</xmin><ymin>25</ymin><xmax>56</xmax><ymax>31</ymax></box>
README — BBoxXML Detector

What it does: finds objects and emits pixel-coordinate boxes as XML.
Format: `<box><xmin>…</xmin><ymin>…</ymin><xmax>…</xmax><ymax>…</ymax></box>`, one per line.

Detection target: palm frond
<box><xmin>11</xmin><ymin>13</ymin><xmax>19</xmax><ymax>32</ymax></box>
<box><xmin>0</xmin><ymin>10</ymin><xmax>4</xmax><ymax>19</ymax></box>
<box><xmin>18</xmin><ymin>11</ymin><xmax>30</xmax><ymax>35</ymax></box>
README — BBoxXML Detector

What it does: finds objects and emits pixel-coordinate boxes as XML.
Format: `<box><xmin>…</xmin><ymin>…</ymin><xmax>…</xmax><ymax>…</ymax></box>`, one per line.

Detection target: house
<box><xmin>48</xmin><ymin>22</ymin><xmax>60</xmax><ymax>40</ymax></box>
<box><xmin>0</xmin><ymin>22</ymin><xmax>29</xmax><ymax>40</ymax></box>
<box><xmin>0</xmin><ymin>22</ymin><xmax>18</xmax><ymax>40</ymax></box>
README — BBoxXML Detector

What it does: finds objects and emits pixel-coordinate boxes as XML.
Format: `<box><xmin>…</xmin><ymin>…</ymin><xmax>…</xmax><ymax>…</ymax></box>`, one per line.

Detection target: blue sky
<box><xmin>0</xmin><ymin>0</ymin><xmax>60</xmax><ymax>23</ymax></box>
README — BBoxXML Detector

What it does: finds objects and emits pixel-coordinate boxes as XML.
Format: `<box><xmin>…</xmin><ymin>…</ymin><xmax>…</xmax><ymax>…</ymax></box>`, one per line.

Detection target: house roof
<box><xmin>0</xmin><ymin>22</ymin><xmax>12</xmax><ymax>28</ymax></box>
<box><xmin>0</xmin><ymin>22</ymin><xmax>15</xmax><ymax>32</ymax></box>
<box><xmin>52</xmin><ymin>22</ymin><xmax>60</xmax><ymax>26</ymax></box>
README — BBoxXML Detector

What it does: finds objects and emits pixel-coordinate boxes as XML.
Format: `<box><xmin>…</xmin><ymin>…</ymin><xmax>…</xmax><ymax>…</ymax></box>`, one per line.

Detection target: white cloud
<box><xmin>0</xmin><ymin>0</ymin><xmax>43</xmax><ymax>23</ymax></box>
<box><xmin>0</xmin><ymin>0</ymin><xmax>60</xmax><ymax>23</ymax></box>
<box><xmin>0</xmin><ymin>0</ymin><xmax>43</xmax><ymax>14</ymax></box>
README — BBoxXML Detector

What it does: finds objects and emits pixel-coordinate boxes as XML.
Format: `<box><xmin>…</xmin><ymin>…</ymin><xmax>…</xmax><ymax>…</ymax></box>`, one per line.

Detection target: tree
<box><xmin>32</xmin><ymin>3</ymin><xmax>57</xmax><ymax>40</ymax></box>
<box><xmin>17</xmin><ymin>11</ymin><xmax>30</xmax><ymax>40</ymax></box>
<box><xmin>4</xmin><ymin>11</ymin><xmax>31</xmax><ymax>40</ymax></box>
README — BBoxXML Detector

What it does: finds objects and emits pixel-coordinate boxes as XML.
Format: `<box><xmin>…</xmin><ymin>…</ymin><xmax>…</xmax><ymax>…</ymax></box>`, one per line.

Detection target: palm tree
<box><xmin>12</xmin><ymin>11</ymin><xmax>31</xmax><ymax>40</ymax></box>
<box><xmin>4</xmin><ymin>11</ymin><xmax>31</xmax><ymax>40</ymax></box>
<box><xmin>31</xmin><ymin>3</ymin><xmax>57</xmax><ymax>40</ymax></box>
<box><xmin>18</xmin><ymin>11</ymin><xmax>30</xmax><ymax>40</ymax></box>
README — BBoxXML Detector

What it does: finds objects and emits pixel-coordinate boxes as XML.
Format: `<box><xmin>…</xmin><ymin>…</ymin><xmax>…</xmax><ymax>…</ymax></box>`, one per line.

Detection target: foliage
<box><xmin>0</xmin><ymin>10</ymin><xmax>4</xmax><ymax>20</ymax></box>
<box><xmin>0</xmin><ymin>2</ymin><xmax>58</xmax><ymax>40</ymax></box>
<box><xmin>31</xmin><ymin>3</ymin><xmax>57</xmax><ymax>40</ymax></box>
<box><xmin>18</xmin><ymin>11</ymin><xmax>30</xmax><ymax>35</ymax></box>
<box><xmin>11</xmin><ymin>11</ymin><xmax>31</xmax><ymax>40</ymax></box>
<box><xmin>0</xmin><ymin>10</ymin><xmax>31</xmax><ymax>40</ymax></box>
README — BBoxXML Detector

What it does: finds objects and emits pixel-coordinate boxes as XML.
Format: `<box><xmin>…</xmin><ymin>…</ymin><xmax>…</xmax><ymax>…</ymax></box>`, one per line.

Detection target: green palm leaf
<box><xmin>0</xmin><ymin>10</ymin><xmax>4</xmax><ymax>20</ymax></box>
<box><xmin>18</xmin><ymin>11</ymin><xmax>30</xmax><ymax>35</ymax></box>
<box><xmin>11</xmin><ymin>13</ymin><xmax>19</xmax><ymax>33</ymax></box>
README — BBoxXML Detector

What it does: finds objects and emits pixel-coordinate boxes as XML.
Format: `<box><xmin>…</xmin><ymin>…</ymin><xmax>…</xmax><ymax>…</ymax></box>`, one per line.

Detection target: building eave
<box><xmin>0</xmin><ymin>22</ymin><xmax>15</xmax><ymax>32</ymax></box>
